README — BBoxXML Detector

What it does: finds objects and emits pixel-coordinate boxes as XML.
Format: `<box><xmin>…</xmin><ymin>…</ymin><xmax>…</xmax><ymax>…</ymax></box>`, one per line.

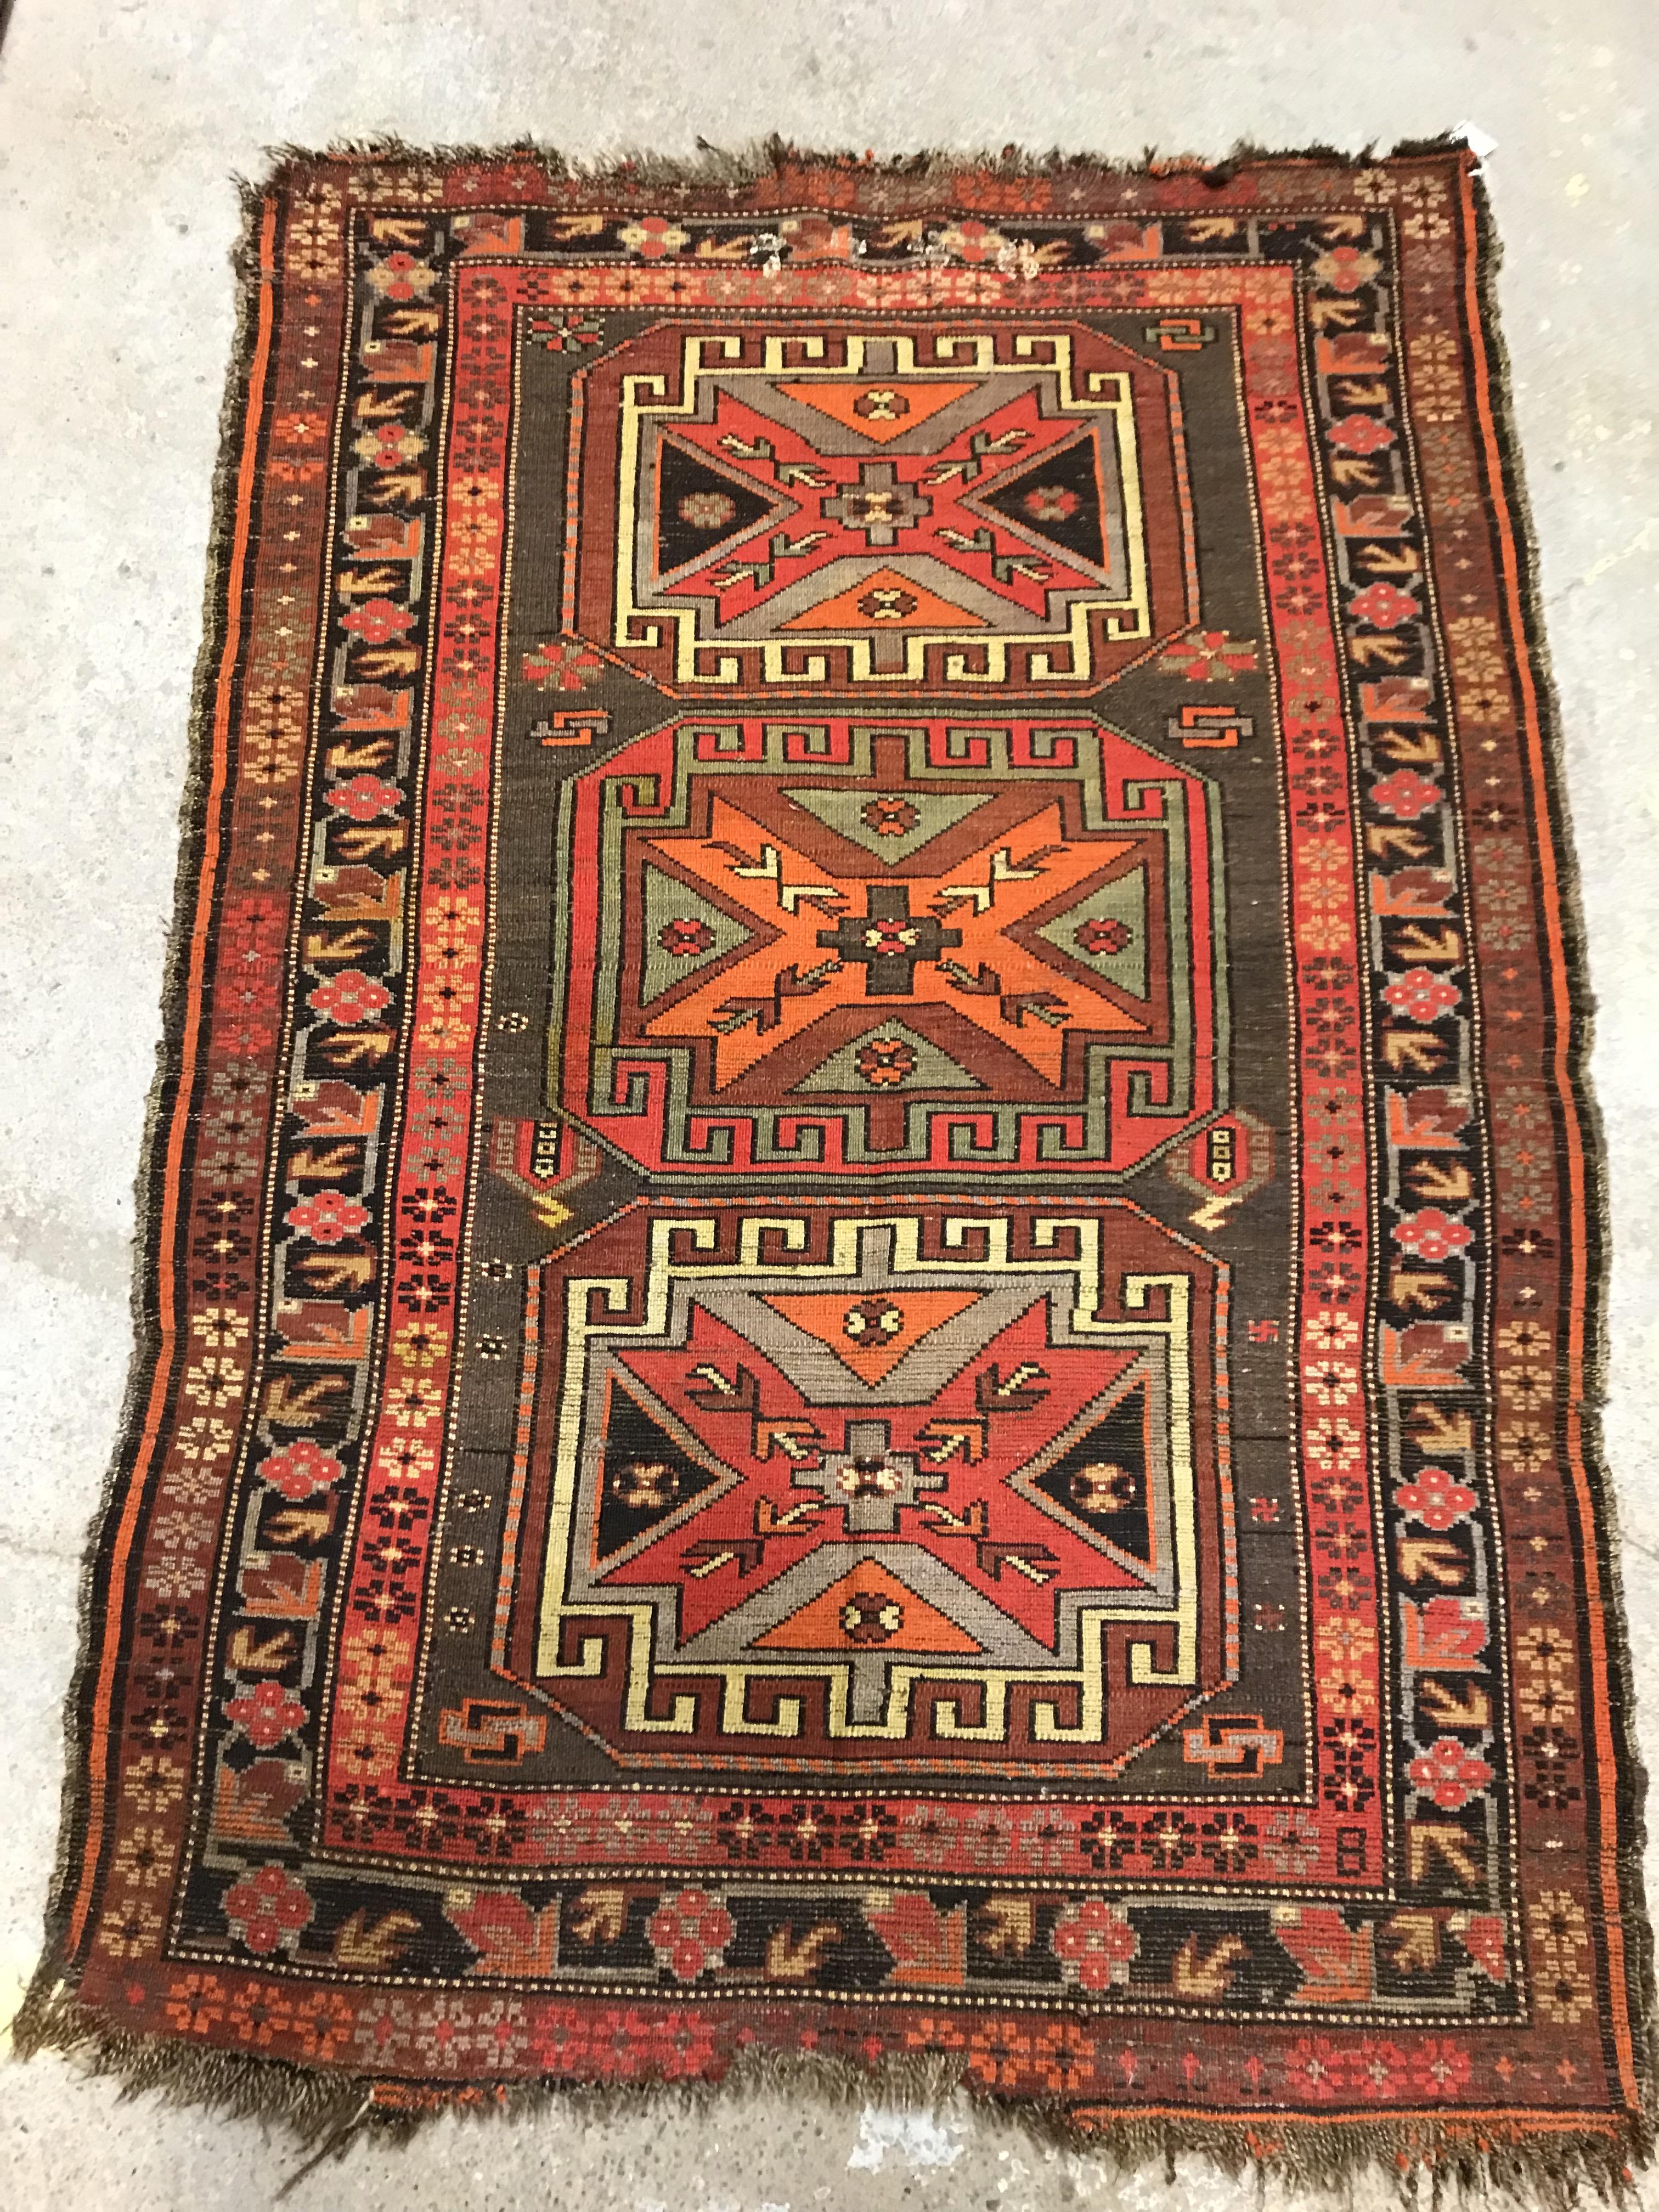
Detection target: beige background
<box><xmin>1</xmin><ymin>2</ymin><xmax>1656</xmax><ymax>2205</ymax></box>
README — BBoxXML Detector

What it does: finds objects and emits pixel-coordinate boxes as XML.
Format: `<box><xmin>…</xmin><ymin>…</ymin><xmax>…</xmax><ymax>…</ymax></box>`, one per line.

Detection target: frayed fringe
<box><xmin>245</xmin><ymin>127</ymin><xmax>1484</xmax><ymax>202</ymax></box>
<box><xmin>13</xmin><ymin>1978</ymin><xmax>1651</xmax><ymax>2205</ymax></box>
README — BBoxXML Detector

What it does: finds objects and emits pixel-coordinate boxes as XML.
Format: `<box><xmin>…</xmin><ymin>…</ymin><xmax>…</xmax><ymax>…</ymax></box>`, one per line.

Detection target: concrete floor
<box><xmin>1</xmin><ymin>2</ymin><xmax>1656</xmax><ymax>2206</ymax></box>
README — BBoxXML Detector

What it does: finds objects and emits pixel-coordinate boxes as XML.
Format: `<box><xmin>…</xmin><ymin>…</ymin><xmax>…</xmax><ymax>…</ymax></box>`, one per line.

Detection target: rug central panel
<box><xmin>416</xmin><ymin>283</ymin><xmax>1305</xmax><ymax>1808</ymax></box>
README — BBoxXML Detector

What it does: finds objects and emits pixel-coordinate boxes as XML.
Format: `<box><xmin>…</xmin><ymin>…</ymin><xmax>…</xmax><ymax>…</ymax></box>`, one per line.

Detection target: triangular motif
<box><xmin>1035</xmin><ymin>866</ymin><xmax>1149</xmax><ymax>997</ymax></box>
<box><xmin>781</xmin><ymin>566</ymin><xmax>986</xmax><ymax>632</ymax></box>
<box><xmin>653</xmin><ymin>438</ymin><xmax>781</xmax><ymax>575</ymax></box>
<box><xmin>977</xmin><ymin>431</ymin><xmax>1110</xmax><ymax>573</ymax></box>
<box><xmin>775</xmin><ymin>379</ymin><xmax>980</xmax><ymax>445</ymax></box>
<box><xmin>758</xmin><ymin>1289</ymin><xmax>981</xmax><ymax>1386</ymax></box>
<box><xmin>782</xmin><ymin>785</ymin><xmax>995</xmax><ymax>862</ymax></box>
<box><xmin>593</xmin><ymin>1381</ymin><xmax>724</xmax><ymax>1562</ymax></box>
<box><xmin>755</xmin><ymin>1559</ymin><xmax>981</xmax><ymax>1652</ymax></box>
<box><xmin>1030</xmin><ymin>1383</ymin><xmax>1156</xmax><ymax>1571</ymax></box>
<box><xmin>639</xmin><ymin>866</ymin><xmax>756</xmax><ymax>1004</ymax></box>
<box><xmin>789</xmin><ymin>1020</ymin><xmax>985</xmax><ymax>1097</ymax></box>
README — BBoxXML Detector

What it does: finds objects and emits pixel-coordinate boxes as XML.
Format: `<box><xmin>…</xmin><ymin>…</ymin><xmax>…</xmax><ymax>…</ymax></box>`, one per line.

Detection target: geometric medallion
<box><xmin>507</xmin><ymin>1197</ymin><xmax>1231</xmax><ymax>1776</ymax></box>
<box><xmin>569</xmin><ymin>321</ymin><xmax>1196</xmax><ymax>690</ymax></box>
<box><xmin>550</xmin><ymin>713</ymin><xmax>1226</xmax><ymax>1177</ymax></box>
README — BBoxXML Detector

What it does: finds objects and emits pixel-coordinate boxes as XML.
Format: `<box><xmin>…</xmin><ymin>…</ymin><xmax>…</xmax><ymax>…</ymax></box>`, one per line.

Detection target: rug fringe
<box><xmin>12</xmin><ymin>1976</ymin><xmax>1653</xmax><ymax>2202</ymax></box>
<box><xmin>244</xmin><ymin>128</ymin><xmax>1487</xmax><ymax>201</ymax></box>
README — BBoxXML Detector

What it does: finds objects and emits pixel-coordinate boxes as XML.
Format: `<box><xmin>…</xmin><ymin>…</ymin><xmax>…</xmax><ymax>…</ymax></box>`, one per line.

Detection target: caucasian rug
<box><xmin>21</xmin><ymin>143</ymin><xmax>1652</xmax><ymax>2189</ymax></box>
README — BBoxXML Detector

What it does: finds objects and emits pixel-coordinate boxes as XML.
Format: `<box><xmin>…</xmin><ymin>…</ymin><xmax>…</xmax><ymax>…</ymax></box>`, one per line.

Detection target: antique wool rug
<box><xmin>21</xmin><ymin>142</ymin><xmax>1652</xmax><ymax>2186</ymax></box>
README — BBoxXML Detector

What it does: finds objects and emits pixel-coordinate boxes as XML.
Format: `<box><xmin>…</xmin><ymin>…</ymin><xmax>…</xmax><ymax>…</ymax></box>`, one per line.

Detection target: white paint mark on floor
<box><xmin>846</xmin><ymin>2104</ymin><xmax>967</xmax><ymax>2171</ymax></box>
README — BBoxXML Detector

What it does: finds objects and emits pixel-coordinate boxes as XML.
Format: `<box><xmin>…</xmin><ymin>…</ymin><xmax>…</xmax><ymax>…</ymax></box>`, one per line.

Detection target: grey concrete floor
<box><xmin>1</xmin><ymin>2</ymin><xmax>1656</xmax><ymax>2206</ymax></box>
